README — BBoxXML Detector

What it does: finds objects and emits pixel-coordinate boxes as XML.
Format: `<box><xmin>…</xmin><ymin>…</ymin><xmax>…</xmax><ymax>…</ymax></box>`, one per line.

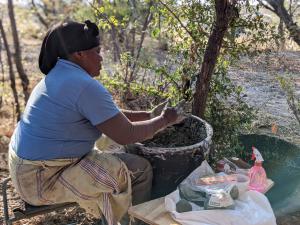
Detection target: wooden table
<box><xmin>128</xmin><ymin>197</ymin><xmax>178</xmax><ymax>225</ymax></box>
<box><xmin>128</xmin><ymin>179</ymin><xmax>274</xmax><ymax>225</ymax></box>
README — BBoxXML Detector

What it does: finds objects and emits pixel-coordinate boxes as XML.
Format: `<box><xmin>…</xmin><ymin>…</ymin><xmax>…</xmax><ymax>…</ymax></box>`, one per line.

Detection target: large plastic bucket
<box><xmin>126</xmin><ymin>115</ymin><xmax>213</xmax><ymax>199</ymax></box>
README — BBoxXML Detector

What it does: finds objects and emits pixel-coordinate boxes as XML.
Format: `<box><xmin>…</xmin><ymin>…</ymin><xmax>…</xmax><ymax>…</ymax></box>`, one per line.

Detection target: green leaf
<box><xmin>151</xmin><ymin>27</ymin><xmax>160</xmax><ymax>38</ymax></box>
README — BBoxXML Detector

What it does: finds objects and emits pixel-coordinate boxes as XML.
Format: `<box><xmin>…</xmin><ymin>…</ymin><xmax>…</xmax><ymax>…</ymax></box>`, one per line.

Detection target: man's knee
<box><xmin>115</xmin><ymin>153</ymin><xmax>153</xmax><ymax>184</ymax></box>
<box><xmin>135</xmin><ymin>156</ymin><xmax>153</xmax><ymax>183</ymax></box>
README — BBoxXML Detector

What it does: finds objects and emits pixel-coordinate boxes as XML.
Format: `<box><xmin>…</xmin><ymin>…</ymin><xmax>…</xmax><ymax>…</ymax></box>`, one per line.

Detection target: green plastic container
<box><xmin>239</xmin><ymin>134</ymin><xmax>300</xmax><ymax>217</ymax></box>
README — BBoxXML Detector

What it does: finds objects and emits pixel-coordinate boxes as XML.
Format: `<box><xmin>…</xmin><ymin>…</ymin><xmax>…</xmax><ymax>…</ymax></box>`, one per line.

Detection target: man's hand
<box><xmin>171</xmin><ymin>99</ymin><xmax>187</xmax><ymax>125</ymax></box>
<box><xmin>150</xmin><ymin>99</ymin><xmax>169</xmax><ymax>119</ymax></box>
<box><xmin>161</xmin><ymin>99</ymin><xmax>187</xmax><ymax>126</ymax></box>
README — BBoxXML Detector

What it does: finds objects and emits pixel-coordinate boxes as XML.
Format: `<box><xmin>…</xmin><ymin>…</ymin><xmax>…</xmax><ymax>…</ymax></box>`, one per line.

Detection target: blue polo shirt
<box><xmin>10</xmin><ymin>59</ymin><xmax>120</xmax><ymax>160</ymax></box>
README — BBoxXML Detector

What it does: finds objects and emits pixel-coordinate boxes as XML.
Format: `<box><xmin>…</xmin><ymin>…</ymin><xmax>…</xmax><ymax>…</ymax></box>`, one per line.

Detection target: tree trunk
<box><xmin>8</xmin><ymin>0</ymin><xmax>30</xmax><ymax>103</ymax></box>
<box><xmin>265</xmin><ymin>0</ymin><xmax>300</xmax><ymax>46</ymax></box>
<box><xmin>0</xmin><ymin>20</ymin><xmax>21</xmax><ymax>121</ymax></box>
<box><xmin>278</xmin><ymin>19</ymin><xmax>285</xmax><ymax>50</ymax></box>
<box><xmin>192</xmin><ymin>0</ymin><xmax>238</xmax><ymax>118</ymax></box>
<box><xmin>131</xmin><ymin>28</ymin><xmax>136</xmax><ymax>57</ymax></box>
<box><xmin>0</xmin><ymin>34</ymin><xmax>4</xmax><ymax>109</ymax></box>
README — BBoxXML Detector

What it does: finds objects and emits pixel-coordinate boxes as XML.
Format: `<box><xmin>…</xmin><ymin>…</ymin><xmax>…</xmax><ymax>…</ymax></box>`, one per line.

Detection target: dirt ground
<box><xmin>0</xmin><ymin>39</ymin><xmax>300</xmax><ymax>223</ymax></box>
<box><xmin>229</xmin><ymin>51</ymin><xmax>300</xmax><ymax>146</ymax></box>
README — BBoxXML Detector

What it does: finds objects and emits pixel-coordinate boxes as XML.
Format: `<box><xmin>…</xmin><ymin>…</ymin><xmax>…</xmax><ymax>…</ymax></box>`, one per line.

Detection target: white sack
<box><xmin>165</xmin><ymin>160</ymin><xmax>277</xmax><ymax>225</ymax></box>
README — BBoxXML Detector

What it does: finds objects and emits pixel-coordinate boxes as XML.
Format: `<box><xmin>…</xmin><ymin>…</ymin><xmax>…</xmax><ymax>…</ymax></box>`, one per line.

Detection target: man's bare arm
<box><xmin>122</xmin><ymin>109</ymin><xmax>150</xmax><ymax>122</ymax></box>
<box><xmin>96</xmin><ymin>108</ymin><xmax>178</xmax><ymax>145</ymax></box>
<box><xmin>96</xmin><ymin>112</ymin><xmax>166</xmax><ymax>145</ymax></box>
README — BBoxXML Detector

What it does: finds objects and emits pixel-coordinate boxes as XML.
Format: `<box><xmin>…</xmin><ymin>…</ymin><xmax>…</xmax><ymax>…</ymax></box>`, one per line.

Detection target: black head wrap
<box><xmin>39</xmin><ymin>20</ymin><xmax>100</xmax><ymax>75</ymax></box>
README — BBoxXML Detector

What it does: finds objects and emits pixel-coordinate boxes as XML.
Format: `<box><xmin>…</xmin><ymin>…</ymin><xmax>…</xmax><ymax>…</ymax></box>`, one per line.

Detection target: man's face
<box><xmin>79</xmin><ymin>46</ymin><xmax>103</xmax><ymax>77</ymax></box>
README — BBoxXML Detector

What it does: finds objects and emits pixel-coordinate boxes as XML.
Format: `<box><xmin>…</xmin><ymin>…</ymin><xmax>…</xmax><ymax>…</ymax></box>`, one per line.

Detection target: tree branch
<box><xmin>0</xmin><ymin>19</ymin><xmax>21</xmax><ymax>120</ymax></box>
<box><xmin>258</xmin><ymin>0</ymin><xmax>276</xmax><ymax>13</ymax></box>
<box><xmin>129</xmin><ymin>0</ymin><xmax>154</xmax><ymax>81</ymax></box>
<box><xmin>31</xmin><ymin>0</ymin><xmax>49</xmax><ymax>28</ymax></box>
<box><xmin>8</xmin><ymin>0</ymin><xmax>30</xmax><ymax>103</ymax></box>
<box><xmin>90</xmin><ymin>3</ymin><xmax>121</xmax><ymax>62</ymax></box>
<box><xmin>158</xmin><ymin>0</ymin><xmax>198</xmax><ymax>43</ymax></box>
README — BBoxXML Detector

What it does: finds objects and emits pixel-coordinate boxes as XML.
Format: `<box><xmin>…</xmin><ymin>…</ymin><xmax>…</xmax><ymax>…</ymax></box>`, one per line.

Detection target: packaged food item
<box><xmin>196</xmin><ymin>174</ymin><xmax>237</xmax><ymax>185</ymax></box>
<box><xmin>204</xmin><ymin>187</ymin><xmax>235</xmax><ymax>210</ymax></box>
<box><xmin>178</xmin><ymin>175</ymin><xmax>239</xmax><ymax>210</ymax></box>
<box><xmin>176</xmin><ymin>160</ymin><xmax>251</xmax><ymax>211</ymax></box>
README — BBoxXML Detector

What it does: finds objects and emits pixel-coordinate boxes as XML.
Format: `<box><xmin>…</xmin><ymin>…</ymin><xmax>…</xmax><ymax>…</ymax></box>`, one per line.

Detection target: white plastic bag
<box><xmin>165</xmin><ymin>160</ymin><xmax>277</xmax><ymax>225</ymax></box>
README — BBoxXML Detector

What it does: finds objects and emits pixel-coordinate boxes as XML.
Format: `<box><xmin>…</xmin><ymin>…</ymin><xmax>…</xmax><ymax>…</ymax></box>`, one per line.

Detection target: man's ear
<box><xmin>71</xmin><ymin>51</ymin><xmax>84</xmax><ymax>60</ymax></box>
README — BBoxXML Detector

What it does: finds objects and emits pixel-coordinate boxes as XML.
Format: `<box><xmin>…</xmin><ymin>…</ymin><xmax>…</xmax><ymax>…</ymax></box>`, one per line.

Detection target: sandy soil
<box><xmin>229</xmin><ymin>51</ymin><xmax>300</xmax><ymax>145</ymax></box>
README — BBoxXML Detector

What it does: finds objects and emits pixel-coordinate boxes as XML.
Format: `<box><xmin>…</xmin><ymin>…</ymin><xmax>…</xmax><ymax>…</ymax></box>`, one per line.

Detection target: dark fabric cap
<box><xmin>39</xmin><ymin>20</ymin><xmax>100</xmax><ymax>75</ymax></box>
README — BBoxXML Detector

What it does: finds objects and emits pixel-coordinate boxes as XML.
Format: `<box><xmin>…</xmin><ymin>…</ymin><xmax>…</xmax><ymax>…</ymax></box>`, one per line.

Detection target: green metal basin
<box><xmin>239</xmin><ymin>134</ymin><xmax>300</xmax><ymax>217</ymax></box>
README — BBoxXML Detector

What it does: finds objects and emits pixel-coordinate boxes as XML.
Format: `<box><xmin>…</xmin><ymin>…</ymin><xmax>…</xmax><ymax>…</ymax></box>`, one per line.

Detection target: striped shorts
<box><xmin>8</xmin><ymin>147</ymin><xmax>131</xmax><ymax>225</ymax></box>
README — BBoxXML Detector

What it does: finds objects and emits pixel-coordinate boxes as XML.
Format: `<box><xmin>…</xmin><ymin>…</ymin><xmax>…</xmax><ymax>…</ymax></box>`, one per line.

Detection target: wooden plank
<box><xmin>264</xmin><ymin>179</ymin><xmax>274</xmax><ymax>194</ymax></box>
<box><xmin>128</xmin><ymin>197</ymin><xmax>179</xmax><ymax>225</ymax></box>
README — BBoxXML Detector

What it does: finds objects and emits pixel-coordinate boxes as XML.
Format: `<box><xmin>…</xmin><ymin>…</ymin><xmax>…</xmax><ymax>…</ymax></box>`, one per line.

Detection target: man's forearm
<box><xmin>126</xmin><ymin>115</ymin><xmax>167</xmax><ymax>144</ymax></box>
<box><xmin>96</xmin><ymin>112</ymin><xmax>168</xmax><ymax>145</ymax></box>
<box><xmin>122</xmin><ymin>109</ymin><xmax>151</xmax><ymax>122</ymax></box>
